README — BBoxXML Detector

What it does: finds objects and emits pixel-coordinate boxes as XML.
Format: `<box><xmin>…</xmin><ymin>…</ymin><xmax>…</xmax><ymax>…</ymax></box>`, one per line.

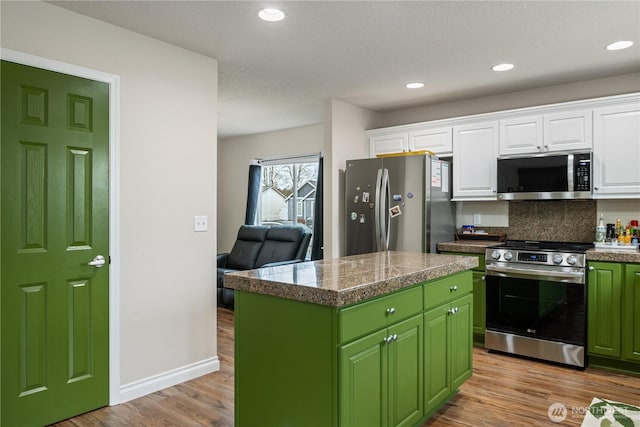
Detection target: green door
<box><xmin>623</xmin><ymin>264</ymin><xmax>640</xmax><ymax>362</ymax></box>
<box><xmin>1</xmin><ymin>60</ymin><xmax>110</xmax><ymax>427</ymax></box>
<box><xmin>449</xmin><ymin>294</ymin><xmax>473</xmax><ymax>390</ymax></box>
<box><xmin>423</xmin><ymin>304</ymin><xmax>449</xmax><ymax>414</ymax></box>
<box><xmin>388</xmin><ymin>315</ymin><xmax>423</xmax><ymax>427</ymax></box>
<box><xmin>340</xmin><ymin>329</ymin><xmax>388</xmax><ymax>427</ymax></box>
<box><xmin>587</xmin><ymin>262</ymin><xmax>622</xmax><ymax>358</ymax></box>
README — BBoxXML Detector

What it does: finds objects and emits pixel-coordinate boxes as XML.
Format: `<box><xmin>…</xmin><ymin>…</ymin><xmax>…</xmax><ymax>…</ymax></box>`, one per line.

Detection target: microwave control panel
<box><xmin>573</xmin><ymin>153</ymin><xmax>591</xmax><ymax>192</ymax></box>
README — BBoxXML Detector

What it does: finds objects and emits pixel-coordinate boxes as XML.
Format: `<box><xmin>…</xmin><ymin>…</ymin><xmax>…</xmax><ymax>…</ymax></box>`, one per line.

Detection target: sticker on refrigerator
<box><xmin>362</xmin><ymin>192</ymin><xmax>370</xmax><ymax>203</ymax></box>
<box><xmin>407</xmin><ymin>192</ymin><xmax>414</xmax><ymax>199</ymax></box>
<box><xmin>389</xmin><ymin>205</ymin><xmax>402</xmax><ymax>218</ymax></box>
<box><xmin>359</xmin><ymin>214</ymin><xmax>366</xmax><ymax>224</ymax></box>
<box><xmin>442</xmin><ymin>163</ymin><xmax>449</xmax><ymax>193</ymax></box>
<box><xmin>431</xmin><ymin>159</ymin><xmax>442</xmax><ymax>188</ymax></box>
<box><xmin>350</xmin><ymin>212</ymin><xmax>358</xmax><ymax>221</ymax></box>
<box><xmin>392</xmin><ymin>194</ymin><xmax>402</xmax><ymax>202</ymax></box>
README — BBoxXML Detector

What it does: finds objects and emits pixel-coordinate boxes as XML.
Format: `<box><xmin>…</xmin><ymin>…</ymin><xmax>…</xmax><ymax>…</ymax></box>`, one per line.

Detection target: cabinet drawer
<box><xmin>424</xmin><ymin>271</ymin><xmax>472</xmax><ymax>310</ymax></box>
<box><xmin>339</xmin><ymin>286</ymin><xmax>423</xmax><ymax>343</ymax></box>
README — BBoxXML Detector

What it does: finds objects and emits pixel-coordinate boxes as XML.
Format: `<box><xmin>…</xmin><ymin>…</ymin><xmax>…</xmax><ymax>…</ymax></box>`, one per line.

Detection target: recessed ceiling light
<box><xmin>258</xmin><ymin>8</ymin><xmax>285</xmax><ymax>22</ymax></box>
<box><xmin>606</xmin><ymin>41</ymin><xmax>634</xmax><ymax>51</ymax></box>
<box><xmin>406</xmin><ymin>82</ymin><xmax>424</xmax><ymax>89</ymax></box>
<box><xmin>491</xmin><ymin>63</ymin><xmax>514</xmax><ymax>72</ymax></box>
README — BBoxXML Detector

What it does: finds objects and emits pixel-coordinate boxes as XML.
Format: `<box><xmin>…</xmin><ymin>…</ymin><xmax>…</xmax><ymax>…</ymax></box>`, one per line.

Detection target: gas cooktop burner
<box><xmin>489</xmin><ymin>240</ymin><xmax>594</xmax><ymax>253</ymax></box>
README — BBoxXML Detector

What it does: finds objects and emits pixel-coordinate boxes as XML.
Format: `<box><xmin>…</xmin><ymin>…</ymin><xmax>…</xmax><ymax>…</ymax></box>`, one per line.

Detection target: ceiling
<box><xmin>50</xmin><ymin>1</ymin><xmax>640</xmax><ymax>139</ymax></box>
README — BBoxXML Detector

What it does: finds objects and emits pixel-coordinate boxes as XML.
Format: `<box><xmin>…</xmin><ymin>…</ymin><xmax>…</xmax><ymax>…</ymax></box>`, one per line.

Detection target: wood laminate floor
<box><xmin>53</xmin><ymin>307</ymin><xmax>639</xmax><ymax>427</ymax></box>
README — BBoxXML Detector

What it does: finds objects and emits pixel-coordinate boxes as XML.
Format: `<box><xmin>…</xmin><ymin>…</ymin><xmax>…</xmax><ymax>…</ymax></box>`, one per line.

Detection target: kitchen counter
<box><xmin>230</xmin><ymin>252</ymin><xmax>477</xmax><ymax>427</ymax></box>
<box><xmin>225</xmin><ymin>251</ymin><xmax>478</xmax><ymax>307</ymax></box>
<box><xmin>437</xmin><ymin>240</ymin><xmax>500</xmax><ymax>254</ymax></box>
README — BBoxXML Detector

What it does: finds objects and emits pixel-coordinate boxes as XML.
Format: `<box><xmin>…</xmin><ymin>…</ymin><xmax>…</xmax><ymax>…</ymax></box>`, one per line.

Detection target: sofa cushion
<box><xmin>255</xmin><ymin>226</ymin><xmax>305</xmax><ymax>267</ymax></box>
<box><xmin>227</xmin><ymin>225</ymin><xmax>269</xmax><ymax>270</ymax></box>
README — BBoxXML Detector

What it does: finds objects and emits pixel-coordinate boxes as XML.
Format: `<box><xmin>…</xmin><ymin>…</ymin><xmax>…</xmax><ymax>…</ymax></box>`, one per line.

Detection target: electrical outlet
<box><xmin>194</xmin><ymin>215</ymin><xmax>208</xmax><ymax>232</ymax></box>
<box><xmin>473</xmin><ymin>213</ymin><xmax>481</xmax><ymax>225</ymax></box>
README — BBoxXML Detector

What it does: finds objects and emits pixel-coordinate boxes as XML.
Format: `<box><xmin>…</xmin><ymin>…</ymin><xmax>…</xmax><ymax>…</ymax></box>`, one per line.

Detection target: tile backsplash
<box><xmin>506</xmin><ymin>200</ymin><xmax>597</xmax><ymax>242</ymax></box>
<box><xmin>476</xmin><ymin>200</ymin><xmax>597</xmax><ymax>242</ymax></box>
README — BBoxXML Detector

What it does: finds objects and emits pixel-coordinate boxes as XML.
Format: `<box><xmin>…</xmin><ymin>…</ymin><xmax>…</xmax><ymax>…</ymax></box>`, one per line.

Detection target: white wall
<box><xmin>324</xmin><ymin>99</ymin><xmax>380</xmax><ymax>257</ymax></box>
<box><xmin>217</xmin><ymin>124</ymin><xmax>323</xmax><ymax>252</ymax></box>
<box><xmin>1</xmin><ymin>0</ymin><xmax>218</xmax><ymax>397</ymax></box>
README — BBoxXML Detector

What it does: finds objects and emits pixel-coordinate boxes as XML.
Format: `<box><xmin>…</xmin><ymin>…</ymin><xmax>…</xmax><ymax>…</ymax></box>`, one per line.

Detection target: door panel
<box><xmin>345</xmin><ymin>158</ymin><xmax>383</xmax><ymax>255</ymax></box>
<box><xmin>2</xmin><ymin>60</ymin><xmax>109</xmax><ymax>427</ymax></box>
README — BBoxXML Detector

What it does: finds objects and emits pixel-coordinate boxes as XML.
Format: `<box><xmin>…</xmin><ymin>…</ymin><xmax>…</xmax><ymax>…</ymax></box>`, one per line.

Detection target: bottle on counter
<box><xmin>595</xmin><ymin>214</ymin><xmax>606</xmax><ymax>243</ymax></box>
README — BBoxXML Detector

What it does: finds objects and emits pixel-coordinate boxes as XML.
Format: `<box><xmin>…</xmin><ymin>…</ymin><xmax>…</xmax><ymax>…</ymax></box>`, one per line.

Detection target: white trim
<box><xmin>119</xmin><ymin>357</ymin><xmax>220</xmax><ymax>403</ymax></box>
<box><xmin>1</xmin><ymin>48</ymin><xmax>122</xmax><ymax>405</ymax></box>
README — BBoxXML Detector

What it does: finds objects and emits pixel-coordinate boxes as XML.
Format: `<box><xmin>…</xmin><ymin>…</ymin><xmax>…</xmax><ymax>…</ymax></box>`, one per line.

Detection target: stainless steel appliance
<box><xmin>345</xmin><ymin>155</ymin><xmax>455</xmax><ymax>255</ymax></box>
<box><xmin>497</xmin><ymin>152</ymin><xmax>592</xmax><ymax>200</ymax></box>
<box><xmin>484</xmin><ymin>240</ymin><xmax>593</xmax><ymax>367</ymax></box>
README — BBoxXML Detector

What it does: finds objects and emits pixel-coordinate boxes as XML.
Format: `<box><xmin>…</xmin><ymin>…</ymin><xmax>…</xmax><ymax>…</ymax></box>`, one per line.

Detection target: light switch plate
<box><xmin>194</xmin><ymin>215</ymin><xmax>208</xmax><ymax>232</ymax></box>
<box><xmin>473</xmin><ymin>213</ymin><xmax>481</xmax><ymax>225</ymax></box>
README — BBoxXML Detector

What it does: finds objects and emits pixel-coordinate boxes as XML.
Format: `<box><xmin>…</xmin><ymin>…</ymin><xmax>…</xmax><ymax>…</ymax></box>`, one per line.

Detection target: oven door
<box><xmin>485</xmin><ymin>264</ymin><xmax>586</xmax><ymax>346</ymax></box>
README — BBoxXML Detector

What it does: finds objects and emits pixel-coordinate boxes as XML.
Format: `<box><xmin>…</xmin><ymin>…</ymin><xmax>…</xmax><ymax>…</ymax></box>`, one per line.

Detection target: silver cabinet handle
<box><xmin>450</xmin><ymin>285</ymin><xmax>458</xmax><ymax>292</ymax></box>
<box><xmin>481</xmin><ymin>275</ymin><xmax>486</xmax><ymax>281</ymax></box>
<box><xmin>383</xmin><ymin>334</ymin><xmax>399</xmax><ymax>344</ymax></box>
<box><xmin>88</xmin><ymin>255</ymin><xmax>106</xmax><ymax>268</ymax></box>
<box><xmin>588</xmin><ymin>266</ymin><xmax>594</xmax><ymax>271</ymax></box>
<box><xmin>386</xmin><ymin>307</ymin><xmax>396</xmax><ymax>314</ymax></box>
<box><xmin>448</xmin><ymin>307</ymin><xmax>459</xmax><ymax>315</ymax></box>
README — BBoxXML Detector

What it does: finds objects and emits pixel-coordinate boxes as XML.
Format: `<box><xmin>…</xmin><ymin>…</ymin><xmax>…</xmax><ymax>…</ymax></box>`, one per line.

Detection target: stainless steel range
<box><xmin>484</xmin><ymin>240</ymin><xmax>593</xmax><ymax>368</ymax></box>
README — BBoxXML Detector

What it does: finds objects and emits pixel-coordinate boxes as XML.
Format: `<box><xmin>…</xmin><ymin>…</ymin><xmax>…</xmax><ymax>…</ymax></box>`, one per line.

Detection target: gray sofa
<box><xmin>217</xmin><ymin>225</ymin><xmax>312</xmax><ymax>308</ymax></box>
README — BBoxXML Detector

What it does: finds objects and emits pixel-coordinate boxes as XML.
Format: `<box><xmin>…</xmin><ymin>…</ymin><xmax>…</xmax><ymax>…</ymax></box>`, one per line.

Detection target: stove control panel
<box><xmin>486</xmin><ymin>248</ymin><xmax>586</xmax><ymax>268</ymax></box>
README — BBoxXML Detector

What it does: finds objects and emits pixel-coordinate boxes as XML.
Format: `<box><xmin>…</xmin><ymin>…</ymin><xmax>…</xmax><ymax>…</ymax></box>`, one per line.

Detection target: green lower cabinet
<box><xmin>587</xmin><ymin>261</ymin><xmax>640</xmax><ymax>374</ymax></box>
<box><xmin>423</xmin><ymin>293</ymin><xmax>473</xmax><ymax>415</ymax></box>
<box><xmin>588</xmin><ymin>262</ymin><xmax>622</xmax><ymax>358</ymax></box>
<box><xmin>623</xmin><ymin>264</ymin><xmax>640</xmax><ymax>363</ymax></box>
<box><xmin>471</xmin><ymin>271</ymin><xmax>486</xmax><ymax>344</ymax></box>
<box><xmin>440</xmin><ymin>252</ymin><xmax>485</xmax><ymax>346</ymax></box>
<box><xmin>340</xmin><ymin>315</ymin><xmax>423</xmax><ymax>427</ymax></box>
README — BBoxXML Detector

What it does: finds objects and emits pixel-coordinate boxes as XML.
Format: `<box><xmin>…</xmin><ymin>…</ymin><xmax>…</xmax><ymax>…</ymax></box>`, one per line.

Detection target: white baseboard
<box><xmin>118</xmin><ymin>356</ymin><xmax>220</xmax><ymax>403</ymax></box>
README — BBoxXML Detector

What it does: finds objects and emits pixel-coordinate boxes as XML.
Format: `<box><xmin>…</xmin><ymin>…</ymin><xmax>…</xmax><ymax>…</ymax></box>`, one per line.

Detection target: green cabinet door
<box><xmin>623</xmin><ymin>264</ymin><xmax>640</xmax><ymax>362</ymax></box>
<box><xmin>340</xmin><ymin>314</ymin><xmax>424</xmax><ymax>427</ymax></box>
<box><xmin>450</xmin><ymin>294</ymin><xmax>473</xmax><ymax>390</ymax></box>
<box><xmin>423</xmin><ymin>293</ymin><xmax>473</xmax><ymax>415</ymax></box>
<box><xmin>472</xmin><ymin>271</ymin><xmax>486</xmax><ymax>340</ymax></box>
<box><xmin>423</xmin><ymin>304</ymin><xmax>450</xmax><ymax>414</ymax></box>
<box><xmin>388</xmin><ymin>315</ymin><xmax>423</xmax><ymax>427</ymax></box>
<box><xmin>340</xmin><ymin>329</ymin><xmax>388</xmax><ymax>427</ymax></box>
<box><xmin>588</xmin><ymin>262</ymin><xmax>623</xmax><ymax>358</ymax></box>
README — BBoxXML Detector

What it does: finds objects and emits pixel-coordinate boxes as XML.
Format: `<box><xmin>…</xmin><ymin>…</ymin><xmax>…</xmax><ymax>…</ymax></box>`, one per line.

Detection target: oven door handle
<box><xmin>485</xmin><ymin>264</ymin><xmax>585</xmax><ymax>283</ymax></box>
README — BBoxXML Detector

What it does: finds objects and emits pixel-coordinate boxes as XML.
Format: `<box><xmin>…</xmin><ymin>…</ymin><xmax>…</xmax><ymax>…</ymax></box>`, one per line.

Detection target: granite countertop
<box><xmin>224</xmin><ymin>251</ymin><xmax>478</xmax><ymax>308</ymax></box>
<box><xmin>437</xmin><ymin>240</ymin><xmax>500</xmax><ymax>254</ymax></box>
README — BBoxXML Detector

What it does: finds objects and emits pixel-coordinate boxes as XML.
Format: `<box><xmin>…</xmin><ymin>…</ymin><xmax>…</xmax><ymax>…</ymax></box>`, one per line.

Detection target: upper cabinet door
<box><xmin>499</xmin><ymin>110</ymin><xmax>592</xmax><ymax>156</ymax></box>
<box><xmin>452</xmin><ymin>121</ymin><xmax>498</xmax><ymax>200</ymax></box>
<box><xmin>593</xmin><ymin>103</ymin><xmax>640</xmax><ymax>198</ymax></box>
<box><xmin>409</xmin><ymin>126</ymin><xmax>453</xmax><ymax>156</ymax></box>
<box><xmin>370</xmin><ymin>132</ymin><xmax>409</xmax><ymax>157</ymax></box>
<box><xmin>544</xmin><ymin>110</ymin><xmax>592</xmax><ymax>152</ymax></box>
<box><xmin>499</xmin><ymin>116</ymin><xmax>543</xmax><ymax>156</ymax></box>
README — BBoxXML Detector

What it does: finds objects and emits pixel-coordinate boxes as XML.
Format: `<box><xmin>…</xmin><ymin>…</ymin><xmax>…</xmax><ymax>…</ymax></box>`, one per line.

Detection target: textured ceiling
<box><xmin>50</xmin><ymin>1</ymin><xmax>640</xmax><ymax>138</ymax></box>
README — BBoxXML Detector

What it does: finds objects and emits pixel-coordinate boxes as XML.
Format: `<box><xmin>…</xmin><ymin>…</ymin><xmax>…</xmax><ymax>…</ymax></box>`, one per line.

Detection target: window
<box><xmin>257</xmin><ymin>154</ymin><xmax>319</xmax><ymax>259</ymax></box>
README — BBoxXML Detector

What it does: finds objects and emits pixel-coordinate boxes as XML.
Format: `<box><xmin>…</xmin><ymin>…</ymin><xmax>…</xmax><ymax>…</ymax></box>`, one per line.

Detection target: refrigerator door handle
<box><xmin>381</xmin><ymin>168</ymin><xmax>391</xmax><ymax>251</ymax></box>
<box><xmin>374</xmin><ymin>168</ymin><xmax>384</xmax><ymax>251</ymax></box>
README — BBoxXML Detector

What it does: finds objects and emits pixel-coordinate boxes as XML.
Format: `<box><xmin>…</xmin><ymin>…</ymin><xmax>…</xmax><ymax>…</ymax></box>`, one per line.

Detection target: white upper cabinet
<box><xmin>499</xmin><ymin>116</ymin><xmax>543</xmax><ymax>155</ymax></box>
<box><xmin>499</xmin><ymin>110</ymin><xmax>592</xmax><ymax>156</ymax></box>
<box><xmin>409</xmin><ymin>126</ymin><xmax>453</xmax><ymax>155</ymax></box>
<box><xmin>369</xmin><ymin>132</ymin><xmax>408</xmax><ymax>157</ymax></box>
<box><xmin>544</xmin><ymin>110</ymin><xmax>592</xmax><ymax>152</ymax></box>
<box><xmin>453</xmin><ymin>121</ymin><xmax>498</xmax><ymax>200</ymax></box>
<box><xmin>593</xmin><ymin>103</ymin><xmax>640</xmax><ymax>198</ymax></box>
<box><xmin>369</xmin><ymin>125</ymin><xmax>453</xmax><ymax>157</ymax></box>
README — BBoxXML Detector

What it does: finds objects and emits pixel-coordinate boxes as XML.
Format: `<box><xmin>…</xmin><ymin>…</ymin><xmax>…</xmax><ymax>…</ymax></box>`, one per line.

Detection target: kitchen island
<box><xmin>225</xmin><ymin>251</ymin><xmax>478</xmax><ymax>427</ymax></box>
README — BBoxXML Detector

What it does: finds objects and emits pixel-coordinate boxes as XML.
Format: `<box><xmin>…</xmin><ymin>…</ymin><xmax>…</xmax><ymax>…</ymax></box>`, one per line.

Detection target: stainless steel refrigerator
<box><xmin>345</xmin><ymin>154</ymin><xmax>455</xmax><ymax>255</ymax></box>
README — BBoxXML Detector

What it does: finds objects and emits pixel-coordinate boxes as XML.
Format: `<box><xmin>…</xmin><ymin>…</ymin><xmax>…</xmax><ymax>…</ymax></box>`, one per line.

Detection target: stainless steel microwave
<box><xmin>497</xmin><ymin>152</ymin><xmax>592</xmax><ymax>200</ymax></box>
